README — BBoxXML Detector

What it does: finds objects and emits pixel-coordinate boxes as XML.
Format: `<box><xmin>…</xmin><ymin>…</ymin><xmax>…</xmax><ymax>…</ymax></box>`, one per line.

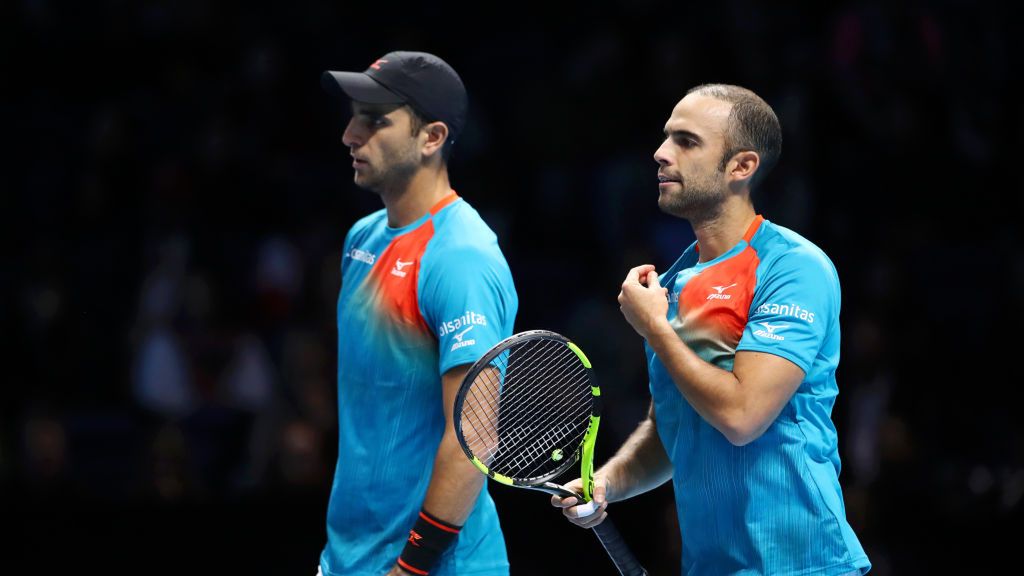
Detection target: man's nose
<box><xmin>342</xmin><ymin>118</ymin><xmax>362</xmax><ymax>148</ymax></box>
<box><xmin>653</xmin><ymin>139</ymin><xmax>672</xmax><ymax>166</ymax></box>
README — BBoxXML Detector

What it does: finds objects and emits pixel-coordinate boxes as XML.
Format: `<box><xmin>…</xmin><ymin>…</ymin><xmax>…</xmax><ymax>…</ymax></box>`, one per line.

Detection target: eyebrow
<box><xmin>664</xmin><ymin>128</ymin><xmax>703</xmax><ymax>143</ymax></box>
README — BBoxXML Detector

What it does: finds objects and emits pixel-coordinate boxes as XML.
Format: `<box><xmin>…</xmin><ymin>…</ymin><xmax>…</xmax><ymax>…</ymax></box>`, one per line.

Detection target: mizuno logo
<box><xmin>707</xmin><ymin>283</ymin><xmax>738</xmax><ymax>300</ymax></box>
<box><xmin>753</xmin><ymin>322</ymin><xmax>788</xmax><ymax>341</ymax></box>
<box><xmin>450</xmin><ymin>325</ymin><xmax>477</xmax><ymax>351</ymax></box>
<box><xmin>453</xmin><ymin>325</ymin><xmax>475</xmax><ymax>342</ymax></box>
<box><xmin>390</xmin><ymin>258</ymin><xmax>414</xmax><ymax>277</ymax></box>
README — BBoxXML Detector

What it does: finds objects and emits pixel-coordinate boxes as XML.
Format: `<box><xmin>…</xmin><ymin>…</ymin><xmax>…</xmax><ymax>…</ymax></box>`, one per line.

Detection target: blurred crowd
<box><xmin>5</xmin><ymin>1</ymin><xmax>1022</xmax><ymax>574</ymax></box>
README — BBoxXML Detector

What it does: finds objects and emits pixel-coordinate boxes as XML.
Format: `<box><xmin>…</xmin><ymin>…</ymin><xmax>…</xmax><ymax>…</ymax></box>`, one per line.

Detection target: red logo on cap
<box><xmin>370</xmin><ymin>58</ymin><xmax>389</xmax><ymax>70</ymax></box>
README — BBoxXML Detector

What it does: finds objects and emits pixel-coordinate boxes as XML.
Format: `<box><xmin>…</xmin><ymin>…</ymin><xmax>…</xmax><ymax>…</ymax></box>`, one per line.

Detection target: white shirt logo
<box><xmin>707</xmin><ymin>283</ymin><xmax>738</xmax><ymax>300</ymax></box>
<box><xmin>346</xmin><ymin>248</ymin><xmax>376</xmax><ymax>265</ymax></box>
<box><xmin>452</xmin><ymin>325</ymin><xmax>475</xmax><ymax>342</ymax></box>
<box><xmin>450</xmin><ymin>325</ymin><xmax>478</xmax><ymax>351</ymax></box>
<box><xmin>438</xmin><ymin>311</ymin><xmax>488</xmax><ymax>337</ymax></box>
<box><xmin>753</xmin><ymin>322</ymin><xmax>788</xmax><ymax>341</ymax></box>
<box><xmin>755</xmin><ymin>302</ymin><xmax>816</xmax><ymax>323</ymax></box>
<box><xmin>390</xmin><ymin>258</ymin><xmax>414</xmax><ymax>277</ymax></box>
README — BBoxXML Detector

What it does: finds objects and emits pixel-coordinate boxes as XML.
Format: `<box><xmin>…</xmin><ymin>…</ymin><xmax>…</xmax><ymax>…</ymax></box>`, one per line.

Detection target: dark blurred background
<box><xmin>5</xmin><ymin>0</ymin><xmax>1022</xmax><ymax>574</ymax></box>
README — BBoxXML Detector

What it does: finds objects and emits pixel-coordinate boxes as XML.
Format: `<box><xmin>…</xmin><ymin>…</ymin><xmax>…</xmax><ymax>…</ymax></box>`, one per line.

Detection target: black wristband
<box><xmin>397</xmin><ymin>509</ymin><xmax>462</xmax><ymax>575</ymax></box>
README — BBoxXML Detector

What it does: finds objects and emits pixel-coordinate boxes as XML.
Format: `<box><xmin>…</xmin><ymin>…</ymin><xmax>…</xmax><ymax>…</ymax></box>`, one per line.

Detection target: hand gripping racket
<box><xmin>453</xmin><ymin>330</ymin><xmax>647</xmax><ymax>575</ymax></box>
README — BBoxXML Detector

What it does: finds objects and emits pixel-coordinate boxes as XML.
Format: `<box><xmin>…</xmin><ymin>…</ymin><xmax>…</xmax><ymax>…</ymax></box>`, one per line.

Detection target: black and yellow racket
<box><xmin>453</xmin><ymin>330</ymin><xmax>647</xmax><ymax>575</ymax></box>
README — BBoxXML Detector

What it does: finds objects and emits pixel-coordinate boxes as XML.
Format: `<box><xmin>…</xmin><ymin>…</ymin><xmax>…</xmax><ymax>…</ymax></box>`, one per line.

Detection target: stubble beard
<box><xmin>658</xmin><ymin>166</ymin><xmax>728</xmax><ymax>223</ymax></box>
<box><xmin>354</xmin><ymin>141</ymin><xmax>421</xmax><ymax>197</ymax></box>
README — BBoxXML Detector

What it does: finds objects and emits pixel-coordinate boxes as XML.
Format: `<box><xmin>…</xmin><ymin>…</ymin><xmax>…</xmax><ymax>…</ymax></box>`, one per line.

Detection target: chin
<box><xmin>658</xmin><ymin>197</ymin><xmax>698</xmax><ymax>220</ymax></box>
<box><xmin>658</xmin><ymin>194</ymin><xmax>682</xmax><ymax>213</ymax></box>
<box><xmin>352</xmin><ymin>173</ymin><xmax>376</xmax><ymax>190</ymax></box>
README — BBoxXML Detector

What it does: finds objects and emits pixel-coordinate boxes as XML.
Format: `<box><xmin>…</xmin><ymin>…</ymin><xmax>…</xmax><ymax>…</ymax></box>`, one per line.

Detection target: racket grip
<box><xmin>592</xmin><ymin>518</ymin><xmax>647</xmax><ymax>576</ymax></box>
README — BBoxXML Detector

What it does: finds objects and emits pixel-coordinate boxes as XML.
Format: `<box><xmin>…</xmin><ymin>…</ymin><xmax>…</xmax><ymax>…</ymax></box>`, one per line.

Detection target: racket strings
<box><xmin>500</xmin><ymin>398</ymin><xmax>590</xmax><ymax>479</ymax></box>
<box><xmin>491</xmin><ymin>345</ymin><xmax>588</xmax><ymax>428</ymax></box>
<box><xmin>492</xmin><ymin>361</ymin><xmax>591</xmax><ymax>467</ymax></box>
<box><xmin>460</xmin><ymin>368</ymin><xmax>505</xmax><ymax>459</ymax></box>
<box><xmin>464</xmin><ymin>340</ymin><xmax>589</xmax><ymax>421</ymax></box>
<box><xmin>464</xmin><ymin>340</ymin><xmax>580</xmax><ymax>442</ymax></box>
<box><xmin>462</xmin><ymin>339</ymin><xmax>563</xmax><ymax>446</ymax></box>
<box><xmin>460</xmin><ymin>338</ymin><xmax>594</xmax><ymax>481</ymax></box>
<box><xmin>478</xmin><ymin>339</ymin><xmax>581</xmax><ymax>421</ymax></box>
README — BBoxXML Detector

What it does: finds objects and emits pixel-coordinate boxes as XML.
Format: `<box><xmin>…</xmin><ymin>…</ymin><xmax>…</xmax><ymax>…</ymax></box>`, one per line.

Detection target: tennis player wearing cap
<box><xmin>318</xmin><ymin>52</ymin><xmax>517</xmax><ymax>576</ymax></box>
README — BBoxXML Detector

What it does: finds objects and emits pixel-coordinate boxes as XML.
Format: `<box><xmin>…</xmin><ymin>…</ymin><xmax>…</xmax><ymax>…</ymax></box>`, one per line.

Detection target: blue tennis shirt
<box><xmin>648</xmin><ymin>216</ymin><xmax>871</xmax><ymax>575</ymax></box>
<box><xmin>321</xmin><ymin>193</ymin><xmax>517</xmax><ymax>576</ymax></box>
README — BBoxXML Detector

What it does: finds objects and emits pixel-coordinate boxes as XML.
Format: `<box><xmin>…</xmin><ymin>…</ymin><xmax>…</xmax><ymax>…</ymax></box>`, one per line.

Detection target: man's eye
<box><xmin>358</xmin><ymin>115</ymin><xmax>388</xmax><ymax>127</ymax></box>
<box><xmin>672</xmin><ymin>135</ymin><xmax>695</xmax><ymax>148</ymax></box>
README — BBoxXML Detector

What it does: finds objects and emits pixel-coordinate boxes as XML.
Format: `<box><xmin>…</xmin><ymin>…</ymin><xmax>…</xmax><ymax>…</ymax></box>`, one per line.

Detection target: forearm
<box><xmin>645</xmin><ymin>321</ymin><xmax>750</xmax><ymax>443</ymax></box>
<box><xmin>394</xmin><ymin>366</ymin><xmax>482</xmax><ymax>575</ymax></box>
<box><xmin>619</xmin><ymin>267</ymin><xmax>750</xmax><ymax>443</ymax></box>
<box><xmin>599</xmin><ymin>412</ymin><xmax>672</xmax><ymax>503</ymax></box>
<box><xmin>420</xmin><ymin>429</ymin><xmax>486</xmax><ymax>523</ymax></box>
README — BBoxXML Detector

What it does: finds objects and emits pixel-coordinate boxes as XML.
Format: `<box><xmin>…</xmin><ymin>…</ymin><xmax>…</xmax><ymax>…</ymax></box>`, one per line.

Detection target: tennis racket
<box><xmin>453</xmin><ymin>330</ymin><xmax>647</xmax><ymax>575</ymax></box>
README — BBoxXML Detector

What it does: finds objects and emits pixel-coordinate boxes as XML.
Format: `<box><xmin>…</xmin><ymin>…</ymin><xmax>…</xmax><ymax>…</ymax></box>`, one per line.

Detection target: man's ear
<box><xmin>727</xmin><ymin>150</ymin><xmax>760</xmax><ymax>185</ymax></box>
<box><xmin>421</xmin><ymin>121</ymin><xmax>449</xmax><ymax>159</ymax></box>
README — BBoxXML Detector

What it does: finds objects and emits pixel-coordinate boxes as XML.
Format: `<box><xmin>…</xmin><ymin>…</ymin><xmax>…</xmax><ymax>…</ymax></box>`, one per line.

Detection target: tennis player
<box><xmin>318</xmin><ymin>52</ymin><xmax>517</xmax><ymax>576</ymax></box>
<box><xmin>552</xmin><ymin>84</ymin><xmax>871</xmax><ymax>575</ymax></box>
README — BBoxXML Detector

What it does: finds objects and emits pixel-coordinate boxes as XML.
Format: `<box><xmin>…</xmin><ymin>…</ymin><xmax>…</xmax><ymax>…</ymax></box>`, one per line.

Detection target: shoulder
<box><xmin>346</xmin><ymin>209</ymin><xmax>387</xmax><ymax>241</ymax></box>
<box><xmin>430</xmin><ymin>199</ymin><xmax>500</xmax><ymax>245</ymax></box>
<box><xmin>422</xmin><ymin>241</ymin><xmax>511</xmax><ymax>282</ymax></box>
<box><xmin>419</xmin><ymin>205</ymin><xmax>516</xmax><ymax>300</ymax></box>
<box><xmin>751</xmin><ymin>220</ymin><xmax>838</xmax><ymax>282</ymax></box>
<box><xmin>424</xmin><ymin>199</ymin><xmax>506</xmax><ymax>266</ymax></box>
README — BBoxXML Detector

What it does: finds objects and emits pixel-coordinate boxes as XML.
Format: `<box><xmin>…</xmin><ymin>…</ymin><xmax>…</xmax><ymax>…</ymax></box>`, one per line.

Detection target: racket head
<box><xmin>454</xmin><ymin>330</ymin><xmax>601</xmax><ymax>491</ymax></box>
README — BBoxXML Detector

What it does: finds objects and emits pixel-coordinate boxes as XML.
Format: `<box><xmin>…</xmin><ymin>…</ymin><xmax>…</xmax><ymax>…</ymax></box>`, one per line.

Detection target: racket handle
<box><xmin>592</xmin><ymin>518</ymin><xmax>647</xmax><ymax>576</ymax></box>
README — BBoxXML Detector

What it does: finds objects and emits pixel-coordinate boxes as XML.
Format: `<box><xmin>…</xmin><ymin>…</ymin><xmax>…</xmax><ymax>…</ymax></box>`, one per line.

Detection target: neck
<box><xmin>690</xmin><ymin>195</ymin><xmax>757</xmax><ymax>262</ymax></box>
<box><xmin>381</xmin><ymin>165</ymin><xmax>452</xmax><ymax>228</ymax></box>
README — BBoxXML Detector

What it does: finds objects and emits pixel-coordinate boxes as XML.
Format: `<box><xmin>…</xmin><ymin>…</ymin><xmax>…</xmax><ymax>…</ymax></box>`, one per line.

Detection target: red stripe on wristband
<box><xmin>399</xmin><ymin>508</ymin><xmax>462</xmax><ymax>574</ymax></box>
<box><xmin>397</xmin><ymin>558</ymin><xmax>429</xmax><ymax>576</ymax></box>
<box><xmin>419</xmin><ymin>511</ymin><xmax>460</xmax><ymax>534</ymax></box>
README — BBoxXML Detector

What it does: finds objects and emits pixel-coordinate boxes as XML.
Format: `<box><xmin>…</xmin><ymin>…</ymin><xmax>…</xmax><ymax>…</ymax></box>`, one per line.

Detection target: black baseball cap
<box><xmin>322</xmin><ymin>51</ymin><xmax>468</xmax><ymax>145</ymax></box>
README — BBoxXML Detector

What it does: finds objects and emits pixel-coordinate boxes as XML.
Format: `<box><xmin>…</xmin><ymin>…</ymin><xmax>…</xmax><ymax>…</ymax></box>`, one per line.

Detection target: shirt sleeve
<box><xmin>419</xmin><ymin>245</ymin><xmax>518</xmax><ymax>375</ymax></box>
<box><xmin>736</xmin><ymin>245</ymin><xmax>840</xmax><ymax>373</ymax></box>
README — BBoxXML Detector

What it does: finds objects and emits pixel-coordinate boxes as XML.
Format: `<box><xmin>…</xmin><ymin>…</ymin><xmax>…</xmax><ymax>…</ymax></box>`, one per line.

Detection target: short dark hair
<box><xmin>405</xmin><ymin>106</ymin><xmax>454</xmax><ymax>163</ymax></box>
<box><xmin>686</xmin><ymin>84</ymin><xmax>781</xmax><ymax>189</ymax></box>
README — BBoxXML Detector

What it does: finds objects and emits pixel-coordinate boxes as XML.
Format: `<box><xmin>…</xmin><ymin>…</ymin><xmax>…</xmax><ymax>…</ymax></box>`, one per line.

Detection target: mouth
<box><xmin>658</xmin><ymin>174</ymin><xmax>681</xmax><ymax>188</ymax></box>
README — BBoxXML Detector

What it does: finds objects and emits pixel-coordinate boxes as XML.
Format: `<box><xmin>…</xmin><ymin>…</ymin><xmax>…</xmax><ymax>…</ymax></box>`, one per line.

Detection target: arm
<box><xmin>599</xmin><ymin>401</ymin><xmax>673</xmax><ymax>503</ymax></box>
<box><xmin>420</xmin><ymin>363</ymin><xmax>487</xmax><ymax>522</ymax></box>
<box><xmin>550</xmin><ymin>401</ymin><xmax>673</xmax><ymax>528</ymax></box>
<box><xmin>389</xmin><ymin>364</ymin><xmax>482</xmax><ymax>576</ymax></box>
<box><xmin>396</xmin><ymin>240</ymin><xmax>516</xmax><ymax>573</ymax></box>
<box><xmin>618</xmin><ymin>265</ymin><xmax>804</xmax><ymax>446</ymax></box>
